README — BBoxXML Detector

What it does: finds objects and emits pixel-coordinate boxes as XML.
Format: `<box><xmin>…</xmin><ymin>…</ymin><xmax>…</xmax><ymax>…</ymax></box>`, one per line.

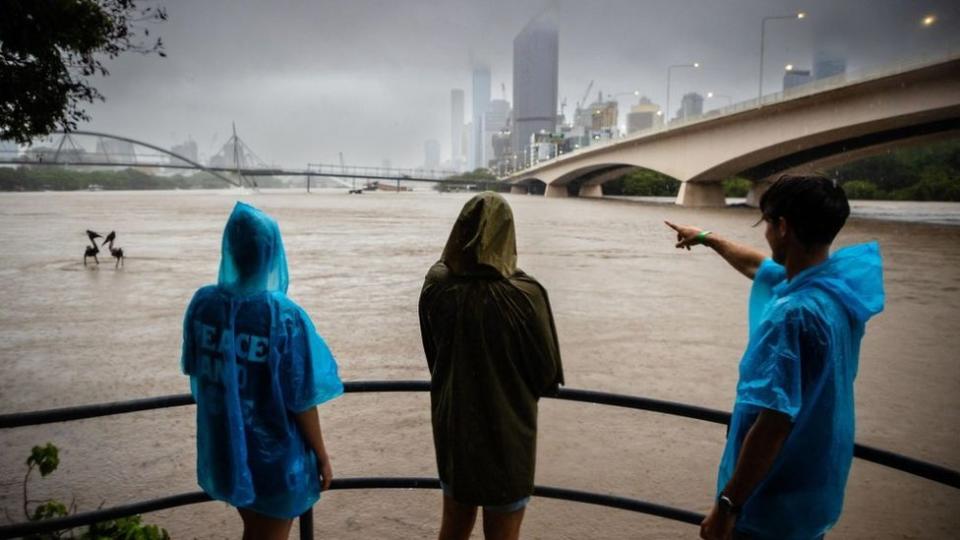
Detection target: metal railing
<box><xmin>1</xmin><ymin>380</ymin><xmax>957</xmax><ymax>539</ymax></box>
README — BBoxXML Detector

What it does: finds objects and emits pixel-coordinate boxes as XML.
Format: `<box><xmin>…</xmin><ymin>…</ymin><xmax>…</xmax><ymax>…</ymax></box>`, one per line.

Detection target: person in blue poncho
<box><xmin>666</xmin><ymin>175</ymin><xmax>885</xmax><ymax>540</ymax></box>
<box><xmin>182</xmin><ymin>202</ymin><xmax>343</xmax><ymax>540</ymax></box>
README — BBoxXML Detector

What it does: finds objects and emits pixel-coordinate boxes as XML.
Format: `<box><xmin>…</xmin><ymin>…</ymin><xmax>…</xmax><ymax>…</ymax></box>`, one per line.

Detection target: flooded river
<box><xmin>1</xmin><ymin>189</ymin><xmax>958</xmax><ymax>539</ymax></box>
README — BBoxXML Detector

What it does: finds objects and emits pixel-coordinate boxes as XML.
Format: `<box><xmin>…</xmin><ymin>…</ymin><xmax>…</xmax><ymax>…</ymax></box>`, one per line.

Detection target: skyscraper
<box><xmin>626</xmin><ymin>96</ymin><xmax>661</xmax><ymax>134</ymax></box>
<box><xmin>813</xmin><ymin>50</ymin><xmax>846</xmax><ymax>80</ymax></box>
<box><xmin>471</xmin><ymin>65</ymin><xmax>491</xmax><ymax>170</ymax></box>
<box><xmin>424</xmin><ymin>139</ymin><xmax>440</xmax><ymax>170</ymax></box>
<box><xmin>483</xmin><ymin>99</ymin><xmax>510</xmax><ymax>167</ymax></box>
<box><xmin>512</xmin><ymin>11</ymin><xmax>558</xmax><ymax>163</ymax></box>
<box><xmin>676</xmin><ymin>92</ymin><xmax>703</xmax><ymax>121</ymax></box>
<box><xmin>783</xmin><ymin>68</ymin><xmax>812</xmax><ymax>91</ymax></box>
<box><xmin>450</xmin><ymin>89</ymin><xmax>465</xmax><ymax>169</ymax></box>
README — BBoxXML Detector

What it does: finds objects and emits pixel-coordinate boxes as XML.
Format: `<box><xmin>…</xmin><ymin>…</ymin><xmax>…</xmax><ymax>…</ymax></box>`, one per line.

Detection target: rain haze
<box><xmin>3</xmin><ymin>1</ymin><xmax>960</xmax><ymax>538</ymax></box>
<box><xmin>80</xmin><ymin>0</ymin><xmax>960</xmax><ymax>168</ymax></box>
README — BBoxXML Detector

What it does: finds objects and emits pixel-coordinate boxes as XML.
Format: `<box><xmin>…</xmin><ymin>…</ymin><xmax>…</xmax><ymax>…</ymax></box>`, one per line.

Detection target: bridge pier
<box><xmin>510</xmin><ymin>185</ymin><xmax>529</xmax><ymax>195</ymax></box>
<box><xmin>676</xmin><ymin>181</ymin><xmax>726</xmax><ymax>207</ymax></box>
<box><xmin>545</xmin><ymin>185</ymin><xmax>569</xmax><ymax>198</ymax></box>
<box><xmin>745</xmin><ymin>180</ymin><xmax>772</xmax><ymax>208</ymax></box>
<box><xmin>578</xmin><ymin>184</ymin><xmax>604</xmax><ymax>198</ymax></box>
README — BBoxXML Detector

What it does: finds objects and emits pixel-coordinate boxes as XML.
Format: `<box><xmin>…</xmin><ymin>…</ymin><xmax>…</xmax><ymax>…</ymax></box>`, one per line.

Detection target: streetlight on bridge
<box><xmin>665</xmin><ymin>62</ymin><xmax>700</xmax><ymax>126</ymax></box>
<box><xmin>706</xmin><ymin>91</ymin><xmax>733</xmax><ymax>108</ymax></box>
<box><xmin>758</xmin><ymin>11</ymin><xmax>806</xmax><ymax>104</ymax></box>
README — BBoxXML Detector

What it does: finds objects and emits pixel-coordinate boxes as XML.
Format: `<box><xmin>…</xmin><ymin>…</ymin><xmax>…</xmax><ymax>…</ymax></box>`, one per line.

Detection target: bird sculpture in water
<box><xmin>84</xmin><ymin>230</ymin><xmax>101</xmax><ymax>266</ymax></box>
<box><xmin>102</xmin><ymin>231</ymin><xmax>125</xmax><ymax>268</ymax></box>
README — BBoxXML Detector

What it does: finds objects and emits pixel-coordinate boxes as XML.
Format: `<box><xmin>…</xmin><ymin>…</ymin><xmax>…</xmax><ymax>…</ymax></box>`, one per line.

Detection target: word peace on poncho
<box><xmin>182</xmin><ymin>202</ymin><xmax>343</xmax><ymax>519</ymax></box>
<box><xmin>419</xmin><ymin>192</ymin><xmax>564</xmax><ymax>506</ymax></box>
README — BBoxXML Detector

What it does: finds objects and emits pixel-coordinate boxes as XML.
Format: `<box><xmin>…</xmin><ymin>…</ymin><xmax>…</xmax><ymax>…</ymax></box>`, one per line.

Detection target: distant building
<box><xmin>470</xmin><ymin>65</ymin><xmax>491</xmax><ymax>170</ymax></box>
<box><xmin>490</xmin><ymin>129</ymin><xmax>514</xmax><ymax>175</ymax></box>
<box><xmin>483</xmin><ymin>99</ymin><xmax>510</xmax><ymax>168</ymax></box>
<box><xmin>675</xmin><ymin>92</ymin><xmax>703</xmax><ymax>121</ymax></box>
<box><xmin>783</xmin><ymin>68</ymin><xmax>812</xmax><ymax>91</ymax></box>
<box><xmin>814</xmin><ymin>50</ymin><xmax>846</xmax><ymax>80</ymax></box>
<box><xmin>530</xmin><ymin>131</ymin><xmax>563</xmax><ymax>163</ymax></box>
<box><xmin>512</xmin><ymin>10</ymin><xmax>559</xmax><ymax>165</ymax></box>
<box><xmin>450</xmin><ymin>89</ymin><xmax>465</xmax><ymax>169</ymax></box>
<box><xmin>589</xmin><ymin>98</ymin><xmax>618</xmax><ymax>132</ymax></box>
<box><xmin>424</xmin><ymin>139</ymin><xmax>441</xmax><ymax>170</ymax></box>
<box><xmin>626</xmin><ymin>96</ymin><xmax>661</xmax><ymax>134</ymax></box>
<box><xmin>171</xmin><ymin>139</ymin><xmax>199</xmax><ymax>163</ymax></box>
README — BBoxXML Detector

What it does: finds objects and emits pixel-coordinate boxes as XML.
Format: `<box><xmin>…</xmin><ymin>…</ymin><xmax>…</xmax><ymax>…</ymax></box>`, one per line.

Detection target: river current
<box><xmin>1</xmin><ymin>189</ymin><xmax>958</xmax><ymax>539</ymax></box>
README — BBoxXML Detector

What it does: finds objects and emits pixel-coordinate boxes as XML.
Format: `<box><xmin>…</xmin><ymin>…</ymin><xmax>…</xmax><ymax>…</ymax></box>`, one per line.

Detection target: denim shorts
<box><xmin>440</xmin><ymin>482</ymin><xmax>530</xmax><ymax>513</ymax></box>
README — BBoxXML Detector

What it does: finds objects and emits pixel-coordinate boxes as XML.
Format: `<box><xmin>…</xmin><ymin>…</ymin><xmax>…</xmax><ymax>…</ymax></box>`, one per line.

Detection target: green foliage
<box><xmin>0</xmin><ymin>1</ymin><xmax>167</xmax><ymax>143</ymax></box>
<box><xmin>435</xmin><ymin>168</ymin><xmax>508</xmax><ymax>192</ymax></box>
<box><xmin>17</xmin><ymin>442</ymin><xmax>169</xmax><ymax>539</ymax></box>
<box><xmin>27</xmin><ymin>443</ymin><xmax>60</xmax><ymax>477</ymax></box>
<box><xmin>722</xmin><ymin>177</ymin><xmax>752</xmax><ymax>197</ymax></box>
<box><xmin>0</xmin><ymin>166</ymin><xmax>241</xmax><ymax>191</ymax></box>
<box><xmin>603</xmin><ymin>169</ymin><xmax>680</xmax><ymax>196</ymax></box>
<box><xmin>30</xmin><ymin>501</ymin><xmax>69</xmax><ymax>522</ymax></box>
<box><xmin>84</xmin><ymin>516</ymin><xmax>171</xmax><ymax>540</ymax></box>
<box><xmin>829</xmin><ymin>138</ymin><xmax>960</xmax><ymax>201</ymax></box>
<box><xmin>840</xmin><ymin>180</ymin><xmax>880</xmax><ymax>200</ymax></box>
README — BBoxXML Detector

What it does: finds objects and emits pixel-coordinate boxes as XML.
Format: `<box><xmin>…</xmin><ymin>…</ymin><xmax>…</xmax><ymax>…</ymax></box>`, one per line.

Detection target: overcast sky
<box><xmin>79</xmin><ymin>0</ymin><xmax>960</xmax><ymax>169</ymax></box>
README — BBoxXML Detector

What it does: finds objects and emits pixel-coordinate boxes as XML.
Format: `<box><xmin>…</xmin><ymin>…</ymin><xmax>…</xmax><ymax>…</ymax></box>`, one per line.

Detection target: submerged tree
<box><xmin>0</xmin><ymin>0</ymin><xmax>167</xmax><ymax>144</ymax></box>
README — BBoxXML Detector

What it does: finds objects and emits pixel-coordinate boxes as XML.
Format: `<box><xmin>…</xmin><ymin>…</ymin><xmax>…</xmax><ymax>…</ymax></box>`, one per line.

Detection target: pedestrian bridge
<box><xmin>506</xmin><ymin>55</ymin><xmax>960</xmax><ymax>207</ymax></box>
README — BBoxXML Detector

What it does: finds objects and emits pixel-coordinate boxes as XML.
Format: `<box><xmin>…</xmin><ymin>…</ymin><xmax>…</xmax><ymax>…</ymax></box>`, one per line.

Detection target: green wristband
<box><xmin>696</xmin><ymin>230</ymin><xmax>713</xmax><ymax>242</ymax></box>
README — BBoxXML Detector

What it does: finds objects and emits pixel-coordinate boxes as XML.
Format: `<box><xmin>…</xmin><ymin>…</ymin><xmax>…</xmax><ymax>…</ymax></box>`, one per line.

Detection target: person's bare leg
<box><xmin>439</xmin><ymin>495</ymin><xmax>478</xmax><ymax>540</ymax></box>
<box><xmin>239</xmin><ymin>507</ymin><xmax>294</xmax><ymax>540</ymax></box>
<box><xmin>482</xmin><ymin>507</ymin><xmax>525</xmax><ymax>540</ymax></box>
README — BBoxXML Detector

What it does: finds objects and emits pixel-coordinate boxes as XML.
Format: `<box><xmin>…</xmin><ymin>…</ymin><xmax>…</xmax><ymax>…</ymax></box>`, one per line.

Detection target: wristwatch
<box><xmin>718</xmin><ymin>493</ymin><xmax>740</xmax><ymax>515</ymax></box>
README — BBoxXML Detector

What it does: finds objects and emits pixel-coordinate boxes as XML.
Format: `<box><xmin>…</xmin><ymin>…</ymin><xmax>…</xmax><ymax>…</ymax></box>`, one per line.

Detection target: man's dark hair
<box><xmin>759</xmin><ymin>174</ymin><xmax>850</xmax><ymax>246</ymax></box>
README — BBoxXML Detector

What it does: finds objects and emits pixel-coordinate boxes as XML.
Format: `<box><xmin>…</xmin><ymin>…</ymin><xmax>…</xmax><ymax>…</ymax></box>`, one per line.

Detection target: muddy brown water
<box><xmin>1</xmin><ymin>190</ymin><xmax>958</xmax><ymax>539</ymax></box>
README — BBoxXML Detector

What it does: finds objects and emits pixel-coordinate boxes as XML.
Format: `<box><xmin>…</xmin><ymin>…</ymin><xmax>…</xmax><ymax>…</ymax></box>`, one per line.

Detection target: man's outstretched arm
<box><xmin>665</xmin><ymin>221</ymin><xmax>766</xmax><ymax>280</ymax></box>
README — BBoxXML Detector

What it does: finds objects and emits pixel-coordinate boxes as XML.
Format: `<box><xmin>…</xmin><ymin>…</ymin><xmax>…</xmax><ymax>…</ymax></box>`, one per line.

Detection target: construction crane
<box><xmin>575</xmin><ymin>80</ymin><xmax>594</xmax><ymax>111</ymax></box>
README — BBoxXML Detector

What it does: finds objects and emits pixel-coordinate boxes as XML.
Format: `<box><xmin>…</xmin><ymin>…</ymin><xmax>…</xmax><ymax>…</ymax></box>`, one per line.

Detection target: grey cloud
<box><xmin>81</xmin><ymin>0</ymin><xmax>960</xmax><ymax>168</ymax></box>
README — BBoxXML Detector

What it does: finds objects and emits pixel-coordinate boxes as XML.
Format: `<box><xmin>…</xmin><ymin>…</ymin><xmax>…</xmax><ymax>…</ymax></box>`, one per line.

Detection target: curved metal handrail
<box><xmin>0</xmin><ymin>380</ymin><xmax>957</xmax><ymax>538</ymax></box>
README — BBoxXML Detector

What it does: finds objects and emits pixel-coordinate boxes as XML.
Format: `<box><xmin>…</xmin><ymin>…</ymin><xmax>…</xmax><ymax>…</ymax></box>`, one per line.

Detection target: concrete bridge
<box><xmin>506</xmin><ymin>55</ymin><xmax>960</xmax><ymax>206</ymax></box>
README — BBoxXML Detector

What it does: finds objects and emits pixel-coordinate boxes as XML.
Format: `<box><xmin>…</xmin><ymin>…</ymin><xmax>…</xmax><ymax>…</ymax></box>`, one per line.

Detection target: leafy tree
<box><xmin>840</xmin><ymin>180</ymin><xmax>880</xmax><ymax>200</ymax></box>
<box><xmin>0</xmin><ymin>0</ymin><xmax>167</xmax><ymax>144</ymax></box>
<box><xmin>17</xmin><ymin>443</ymin><xmax>170</xmax><ymax>539</ymax></box>
<box><xmin>603</xmin><ymin>169</ymin><xmax>680</xmax><ymax>196</ymax></box>
<box><xmin>435</xmin><ymin>168</ymin><xmax>508</xmax><ymax>192</ymax></box>
<box><xmin>722</xmin><ymin>177</ymin><xmax>752</xmax><ymax>197</ymax></box>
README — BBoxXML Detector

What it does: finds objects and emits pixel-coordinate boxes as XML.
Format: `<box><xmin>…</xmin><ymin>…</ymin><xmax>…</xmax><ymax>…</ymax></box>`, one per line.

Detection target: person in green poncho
<box><xmin>419</xmin><ymin>192</ymin><xmax>564</xmax><ymax>540</ymax></box>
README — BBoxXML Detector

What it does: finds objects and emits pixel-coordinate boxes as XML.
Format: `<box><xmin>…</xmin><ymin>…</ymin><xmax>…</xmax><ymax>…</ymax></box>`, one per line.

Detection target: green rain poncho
<box><xmin>418</xmin><ymin>192</ymin><xmax>564</xmax><ymax>506</ymax></box>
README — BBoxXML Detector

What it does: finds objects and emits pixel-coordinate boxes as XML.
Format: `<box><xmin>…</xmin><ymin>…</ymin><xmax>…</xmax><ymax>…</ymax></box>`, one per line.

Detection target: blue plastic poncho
<box><xmin>718</xmin><ymin>242</ymin><xmax>885</xmax><ymax>540</ymax></box>
<box><xmin>181</xmin><ymin>202</ymin><xmax>343</xmax><ymax>519</ymax></box>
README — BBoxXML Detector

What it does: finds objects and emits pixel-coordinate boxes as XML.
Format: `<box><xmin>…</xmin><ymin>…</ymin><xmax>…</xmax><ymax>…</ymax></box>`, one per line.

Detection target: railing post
<box><xmin>299</xmin><ymin>507</ymin><xmax>314</xmax><ymax>540</ymax></box>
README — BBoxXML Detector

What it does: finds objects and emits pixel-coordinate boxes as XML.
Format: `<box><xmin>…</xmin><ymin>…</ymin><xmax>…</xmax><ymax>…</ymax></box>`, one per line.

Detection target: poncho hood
<box><xmin>441</xmin><ymin>192</ymin><xmax>517</xmax><ymax>278</ymax></box>
<box><xmin>218</xmin><ymin>202</ymin><xmax>289</xmax><ymax>295</ymax></box>
<box><xmin>774</xmin><ymin>241</ymin><xmax>885</xmax><ymax>324</ymax></box>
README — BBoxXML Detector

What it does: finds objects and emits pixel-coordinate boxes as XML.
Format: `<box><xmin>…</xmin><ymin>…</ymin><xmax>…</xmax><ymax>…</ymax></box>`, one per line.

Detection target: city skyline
<box><xmin>68</xmin><ymin>0</ymin><xmax>959</xmax><ymax>169</ymax></box>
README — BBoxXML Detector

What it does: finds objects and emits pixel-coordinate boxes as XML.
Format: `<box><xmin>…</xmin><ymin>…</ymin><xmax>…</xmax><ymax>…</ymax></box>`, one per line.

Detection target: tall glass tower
<box><xmin>471</xmin><ymin>65</ymin><xmax>491</xmax><ymax>171</ymax></box>
<box><xmin>511</xmin><ymin>11</ymin><xmax>558</xmax><ymax>163</ymax></box>
<box><xmin>450</xmin><ymin>89</ymin><xmax>465</xmax><ymax>169</ymax></box>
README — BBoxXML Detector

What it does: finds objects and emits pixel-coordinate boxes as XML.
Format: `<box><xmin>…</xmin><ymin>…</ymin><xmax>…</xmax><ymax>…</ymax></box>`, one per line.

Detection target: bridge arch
<box><xmin>15</xmin><ymin>130</ymin><xmax>241</xmax><ymax>186</ymax></box>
